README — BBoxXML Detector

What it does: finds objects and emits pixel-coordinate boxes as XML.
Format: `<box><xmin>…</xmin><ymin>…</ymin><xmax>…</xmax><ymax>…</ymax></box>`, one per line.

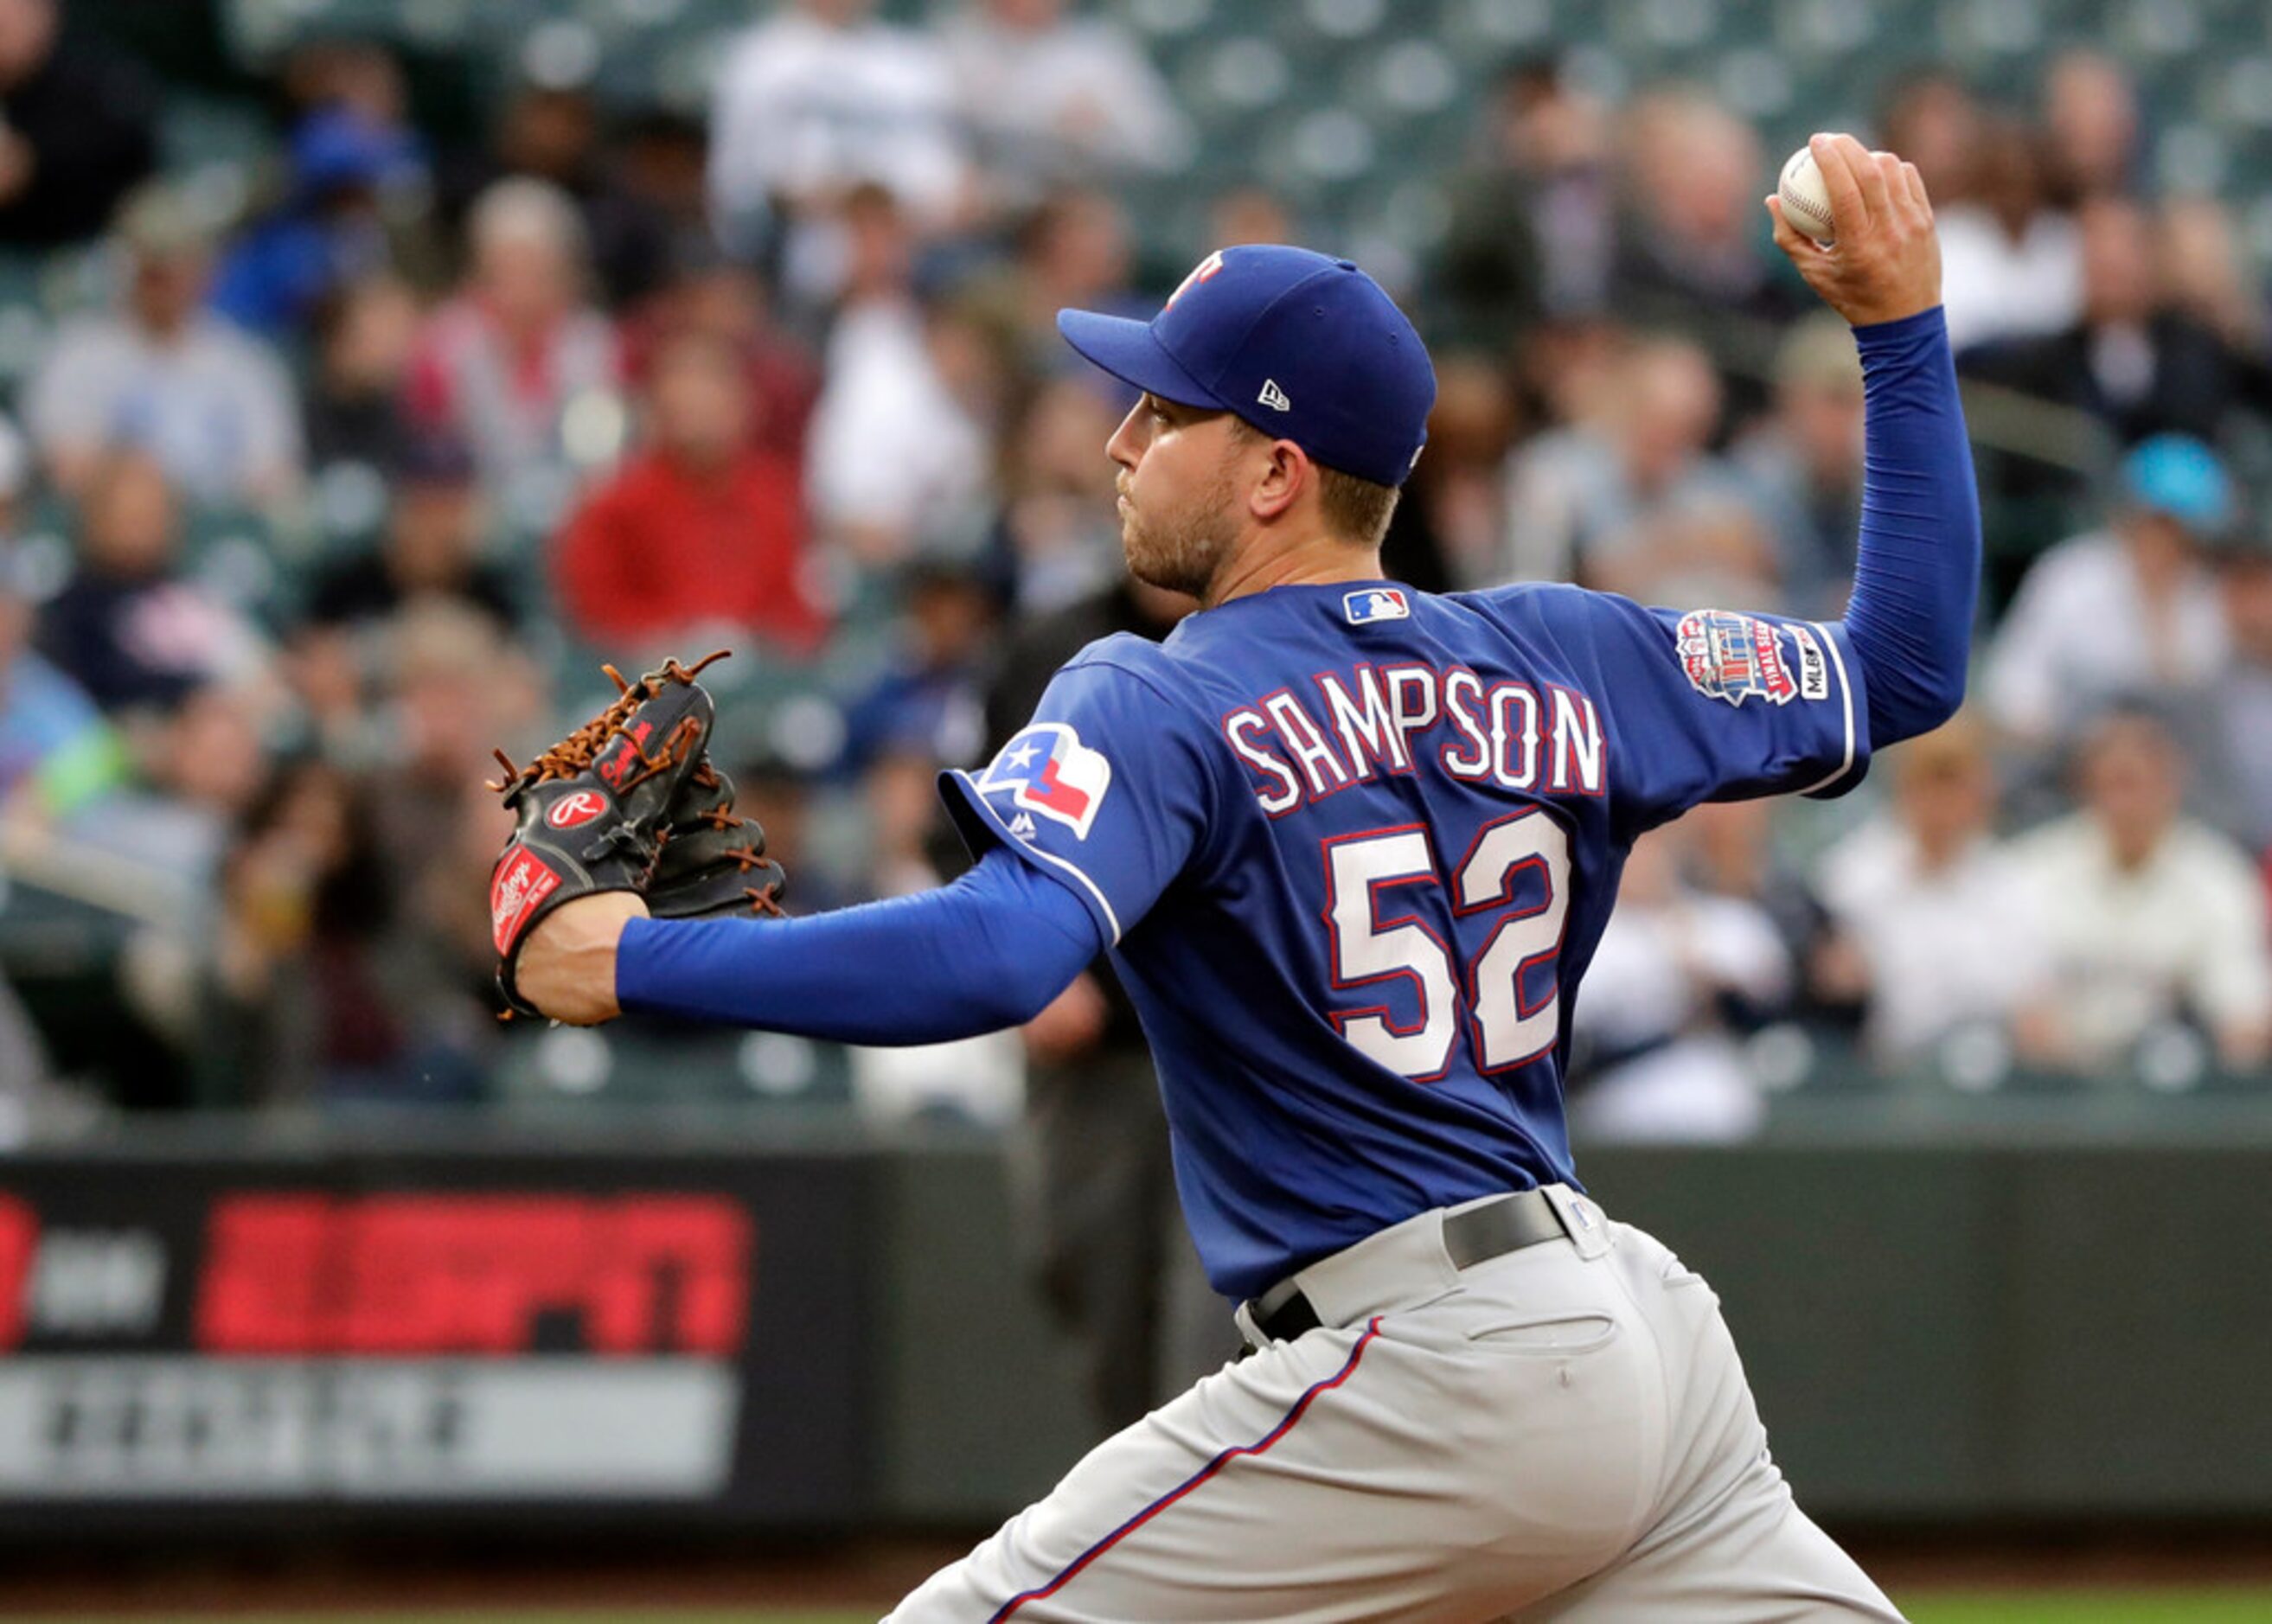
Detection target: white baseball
<box><xmin>1778</xmin><ymin>146</ymin><xmax>1836</xmax><ymax>245</ymax></box>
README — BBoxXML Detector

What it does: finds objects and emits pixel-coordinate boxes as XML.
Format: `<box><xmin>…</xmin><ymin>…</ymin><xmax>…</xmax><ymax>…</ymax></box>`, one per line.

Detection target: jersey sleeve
<box><xmin>938</xmin><ymin>651</ymin><xmax>1213</xmax><ymax>945</ymax></box>
<box><xmin>1546</xmin><ymin>588</ymin><xmax>1871</xmax><ymax>832</ymax></box>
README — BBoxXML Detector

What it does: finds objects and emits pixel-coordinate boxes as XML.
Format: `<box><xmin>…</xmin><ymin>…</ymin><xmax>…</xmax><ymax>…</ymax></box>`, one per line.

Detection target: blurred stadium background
<box><xmin>0</xmin><ymin>0</ymin><xmax>2270</xmax><ymax>1618</ymax></box>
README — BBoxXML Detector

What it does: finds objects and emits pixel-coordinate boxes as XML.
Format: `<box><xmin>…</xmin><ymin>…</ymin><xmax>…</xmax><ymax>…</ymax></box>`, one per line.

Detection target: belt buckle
<box><xmin>1541</xmin><ymin>1185</ymin><xmax>1611</xmax><ymax>1259</ymax></box>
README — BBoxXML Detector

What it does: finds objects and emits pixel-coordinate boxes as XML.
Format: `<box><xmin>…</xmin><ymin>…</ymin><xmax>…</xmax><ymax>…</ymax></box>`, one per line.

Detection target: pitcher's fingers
<box><xmin>1841</xmin><ymin>137</ymin><xmax>1893</xmax><ymax>224</ymax></box>
<box><xmin>1900</xmin><ymin>159</ymin><xmax>1931</xmax><ymax>218</ymax></box>
<box><xmin>1872</xmin><ymin>152</ymin><xmax>1916</xmax><ymax>222</ymax></box>
<box><xmin>1765</xmin><ymin>195</ymin><xmax>1824</xmax><ymax>262</ymax></box>
<box><xmin>1809</xmin><ymin>132</ymin><xmax>1872</xmax><ymax>235</ymax></box>
<box><xmin>1872</xmin><ymin>151</ymin><xmax>1905</xmax><ymax>203</ymax></box>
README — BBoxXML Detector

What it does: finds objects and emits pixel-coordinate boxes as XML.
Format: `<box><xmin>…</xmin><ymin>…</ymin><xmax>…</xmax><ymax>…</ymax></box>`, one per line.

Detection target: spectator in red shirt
<box><xmin>617</xmin><ymin>250</ymin><xmax>822</xmax><ymax>469</ymax></box>
<box><xmin>553</xmin><ymin>330</ymin><xmax>823</xmax><ymax>655</ymax></box>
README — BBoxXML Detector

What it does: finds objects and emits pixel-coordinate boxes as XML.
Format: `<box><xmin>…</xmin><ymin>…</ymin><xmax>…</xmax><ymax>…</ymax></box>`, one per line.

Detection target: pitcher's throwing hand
<box><xmin>1769</xmin><ymin>131</ymin><xmax>1942</xmax><ymax>327</ymax></box>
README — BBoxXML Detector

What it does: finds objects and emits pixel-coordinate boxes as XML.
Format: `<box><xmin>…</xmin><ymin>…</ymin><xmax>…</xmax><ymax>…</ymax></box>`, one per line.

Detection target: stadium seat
<box><xmin>490</xmin><ymin>1017</ymin><xmax>855</xmax><ymax>1112</ymax></box>
<box><xmin>309</xmin><ymin>460</ymin><xmax>392</xmax><ymax>559</ymax></box>
<box><xmin>1116</xmin><ymin>0</ymin><xmax>1219</xmax><ymax>42</ymax></box>
<box><xmin>172</xmin><ymin>505</ymin><xmax>325</xmax><ymax>628</ymax></box>
<box><xmin>1185</xmin><ymin>35</ymin><xmax>1295</xmax><ymax>116</ymax></box>
<box><xmin>1715</xmin><ymin>48</ymin><xmax>1799</xmax><ymax>122</ymax></box>
<box><xmin>1777</xmin><ymin>0</ymin><xmax>1879</xmax><ymax>57</ymax></box>
<box><xmin>1301</xmin><ymin>0</ymin><xmax>1392</xmax><ymax>43</ymax></box>
<box><xmin>0</xmin><ymin>252</ymin><xmax>41</xmax><ymax>312</ymax></box>
<box><xmin>0</xmin><ymin>299</ymin><xmax>47</xmax><ymax>400</ymax></box>
<box><xmin>2157</xmin><ymin>119</ymin><xmax>2230</xmax><ymax>192</ymax></box>
<box><xmin>1438</xmin><ymin>0</ymin><xmax>1560</xmax><ymax>55</ymax></box>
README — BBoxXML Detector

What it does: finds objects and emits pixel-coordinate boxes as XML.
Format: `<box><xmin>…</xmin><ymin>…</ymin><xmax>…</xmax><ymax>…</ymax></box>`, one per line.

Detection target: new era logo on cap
<box><xmin>1258</xmin><ymin>379</ymin><xmax>1291</xmax><ymax>412</ymax></box>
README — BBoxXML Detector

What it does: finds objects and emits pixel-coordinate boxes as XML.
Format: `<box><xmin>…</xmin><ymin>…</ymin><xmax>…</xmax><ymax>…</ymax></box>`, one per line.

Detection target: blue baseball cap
<box><xmin>291</xmin><ymin>108</ymin><xmax>423</xmax><ymax>197</ymax></box>
<box><xmin>2121</xmin><ymin>433</ymin><xmax>2233</xmax><ymax>535</ymax></box>
<box><xmin>1057</xmin><ymin>245</ymin><xmax>1437</xmax><ymax>489</ymax></box>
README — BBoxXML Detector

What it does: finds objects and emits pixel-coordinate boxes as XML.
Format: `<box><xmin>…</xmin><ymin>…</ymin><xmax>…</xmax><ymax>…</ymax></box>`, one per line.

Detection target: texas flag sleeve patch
<box><xmin>975</xmin><ymin>723</ymin><xmax>1114</xmax><ymax>841</ymax></box>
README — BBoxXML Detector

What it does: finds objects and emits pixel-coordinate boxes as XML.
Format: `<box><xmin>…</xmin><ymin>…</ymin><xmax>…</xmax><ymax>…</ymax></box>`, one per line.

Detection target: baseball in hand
<box><xmin>1778</xmin><ymin>146</ymin><xmax>1836</xmax><ymax>244</ymax></box>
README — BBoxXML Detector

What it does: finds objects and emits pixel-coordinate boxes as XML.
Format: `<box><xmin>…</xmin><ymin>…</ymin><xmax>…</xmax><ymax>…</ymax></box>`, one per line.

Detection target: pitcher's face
<box><xmin>1105</xmin><ymin>393</ymin><xmax>1245</xmax><ymax>599</ymax></box>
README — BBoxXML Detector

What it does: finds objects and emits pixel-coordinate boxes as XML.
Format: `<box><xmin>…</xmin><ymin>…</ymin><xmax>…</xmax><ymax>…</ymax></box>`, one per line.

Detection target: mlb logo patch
<box><xmin>1786</xmin><ymin>623</ymin><xmax>1833</xmax><ymax>701</ymax></box>
<box><xmin>1676</xmin><ymin>610</ymin><xmax>1798</xmax><ymax>707</ymax></box>
<box><xmin>1344</xmin><ymin>587</ymin><xmax>1410</xmax><ymax>626</ymax></box>
<box><xmin>976</xmin><ymin>723</ymin><xmax>1113</xmax><ymax>841</ymax></box>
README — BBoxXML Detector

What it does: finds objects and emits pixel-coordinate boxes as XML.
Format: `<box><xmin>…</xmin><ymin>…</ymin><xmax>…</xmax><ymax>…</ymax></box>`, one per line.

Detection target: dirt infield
<box><xmin>1853</xmin><ymin>1527</ymin><xmax>2272</xmax><ymax>1592</ymax></box>
<box><xmin>14</xmin><ymin>1604</ymin><xmax>2272</xmax><ymax>1624</ymax></box>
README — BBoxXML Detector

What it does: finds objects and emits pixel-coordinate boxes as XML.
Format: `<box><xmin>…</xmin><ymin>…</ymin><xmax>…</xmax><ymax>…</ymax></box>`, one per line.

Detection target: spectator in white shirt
<box><xmin>1933</xmin><ymin>118</ymin><xmax>2082</xmax><ymax>354</ymax></box>
<box><xmin>805</xmin><ymin>186</ymin><xmax>1000</xmax><ymax>567</ymax></box>
<box><xmin>1815</xmin><ymin>716</ymin><xmax>2055</xmax><ymax>1067</ymax></box>
<box><xmin>1984</xmin><ymin>434</ymin><xmax>2234</xmax><ymax>751</ymax></box>
<box><xmin>1569</xmin><ymin>828</ymin><xmax>1789</xmax><ymax>1143</ymax></box>
<box><xmin>940</xmin><ymin>0</ymin><xmax>1193</xmax><ymax>214</ymax></box>
<box><xmin>2011</xmin><ymin>707</ymin><xmax>2272</xmax><ymax>1075</ymax></box>
<box><xmin>26</xmin><ymin>187</ymin><xmax>303</xmax><ymax>508</ymax></box>
<box><xmin>707</xmin><ymin>0</ymin><xmax>973</xmax><ymax>272</ymax></box>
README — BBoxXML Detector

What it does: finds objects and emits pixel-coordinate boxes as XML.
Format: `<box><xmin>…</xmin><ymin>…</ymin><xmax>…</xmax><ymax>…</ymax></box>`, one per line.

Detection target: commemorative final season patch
<box><xmin>1676</xmin><ymin>610</ymin><xmax>1801</xmax><ymax>707</ymax></box>
<box><xmin>978</xmin><ymin>722</ymin><xmax>1113</xmax><ymax>841</ymax></box>
<box><xmin>1345</xmin><ymin>586</ymin><xmax>1410</xmax><ymax>625</ymax></box>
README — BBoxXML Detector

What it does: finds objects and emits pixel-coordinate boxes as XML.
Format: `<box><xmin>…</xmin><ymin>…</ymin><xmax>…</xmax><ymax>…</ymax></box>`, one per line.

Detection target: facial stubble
<box><xmin>1119</xmin><ymin>457</ymin><xmax>1241</xmax><ymax>601</ymax></box>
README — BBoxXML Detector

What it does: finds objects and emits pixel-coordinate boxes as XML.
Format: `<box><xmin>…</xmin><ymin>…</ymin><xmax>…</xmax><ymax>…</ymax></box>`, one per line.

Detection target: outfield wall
<box><xmin>0</xmin><ymin>1104</ymin><xmax>2266</xmax><ymax>1534</ymax></box>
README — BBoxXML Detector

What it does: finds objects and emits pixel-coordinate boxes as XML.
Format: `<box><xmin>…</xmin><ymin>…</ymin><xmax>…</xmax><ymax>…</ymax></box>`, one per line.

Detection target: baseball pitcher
<box><xmin>507</xmin><ymin>134</ymin><xmax>1970</xmax><ymax>1621</ymax></box>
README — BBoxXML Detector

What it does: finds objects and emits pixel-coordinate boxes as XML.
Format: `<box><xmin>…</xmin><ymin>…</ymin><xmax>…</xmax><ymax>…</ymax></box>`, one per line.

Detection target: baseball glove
<box><xmin>647</xmin><ymin>758</ymin><xmax>789</xmax><ymax>922</ymax></box>
<box><xmin>486</xmin><ymin>651</ymin><xmax>783</xmax><ymax>1019</ymax></box>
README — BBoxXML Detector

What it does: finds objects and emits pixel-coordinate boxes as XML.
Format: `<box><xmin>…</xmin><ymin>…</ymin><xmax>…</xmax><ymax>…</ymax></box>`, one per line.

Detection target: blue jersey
<box><xmin>943</xmin><ymin>579</ymin><xmax>1869</xmax><ymax>1300</ymax></box>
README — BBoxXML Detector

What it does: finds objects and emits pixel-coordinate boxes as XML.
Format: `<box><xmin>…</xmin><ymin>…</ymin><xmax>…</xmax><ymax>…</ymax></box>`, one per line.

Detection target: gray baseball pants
<box><xmin>889</xmin><ymin>1186</ymin><xmax>1905</xmax><ymax>1622</ymax></box>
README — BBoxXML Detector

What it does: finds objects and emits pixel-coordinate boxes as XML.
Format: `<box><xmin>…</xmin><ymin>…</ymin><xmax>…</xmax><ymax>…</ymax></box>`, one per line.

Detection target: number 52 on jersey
<box><xmin>1323</xmin><ymin>811</ymin><xmax>1570</xmax><ymax>1083</ymax></box>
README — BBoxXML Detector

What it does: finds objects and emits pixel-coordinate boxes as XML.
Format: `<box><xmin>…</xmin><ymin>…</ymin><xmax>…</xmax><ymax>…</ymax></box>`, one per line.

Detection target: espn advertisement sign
<box><xmin>0</xmin><ymin>1150</ymin><xmax>869</xmax><ymax>1523</ymax></box>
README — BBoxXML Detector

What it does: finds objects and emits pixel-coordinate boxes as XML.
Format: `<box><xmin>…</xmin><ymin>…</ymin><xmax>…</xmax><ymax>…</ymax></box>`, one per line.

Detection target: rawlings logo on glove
<box><xmin>490</xmin><ymin>847</ymin><xmax>564</xmax><ymax>956</ymax></box>
<box><xmin>486</xmin><ymin>651</ymin><xmax>787</xmax><ymax>1019</ymax></box>
<box><xmin>546</xmin><ymin>790</ymin><xmax>609</xmax><ymax>830</ymax></box>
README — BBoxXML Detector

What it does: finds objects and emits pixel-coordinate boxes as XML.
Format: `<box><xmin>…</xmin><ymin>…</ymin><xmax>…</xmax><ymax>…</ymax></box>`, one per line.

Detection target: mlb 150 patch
<box><xmin>1676</xmin><ymin>610</ymin><xmax>1807</xmax><ymax>707</ymax></box>
<box><xmin>977</xmin><ymin>723</ymin><xmax>1113</xmax><ymax>841</ymax></box>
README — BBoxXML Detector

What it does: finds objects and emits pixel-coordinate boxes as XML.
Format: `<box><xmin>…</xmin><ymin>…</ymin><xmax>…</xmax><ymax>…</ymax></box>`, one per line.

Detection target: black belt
<box><xmin>1241</xmin><ymin>1189</ymin><xmax>1573</xmax><ymax>1344</ymax></box>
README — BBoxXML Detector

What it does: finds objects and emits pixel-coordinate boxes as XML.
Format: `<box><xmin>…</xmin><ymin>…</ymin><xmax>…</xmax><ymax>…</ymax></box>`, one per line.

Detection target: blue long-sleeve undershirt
<box><xmin>1837</xmin><ymin>305</ymin><xmax>1980</xmax><ymax>747</ymax></box>
<box><xmin>615</xmin><ymin>844</ymin><xmax>1101</xmax><ymax>1040</ymax></box>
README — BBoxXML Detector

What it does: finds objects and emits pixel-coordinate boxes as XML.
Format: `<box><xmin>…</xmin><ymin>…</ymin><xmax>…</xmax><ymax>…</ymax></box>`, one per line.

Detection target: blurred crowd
<box><xmin>0</xmin><ymin>0</ymin><xmax>2267</xmax><ymax>1130</ymax></box>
